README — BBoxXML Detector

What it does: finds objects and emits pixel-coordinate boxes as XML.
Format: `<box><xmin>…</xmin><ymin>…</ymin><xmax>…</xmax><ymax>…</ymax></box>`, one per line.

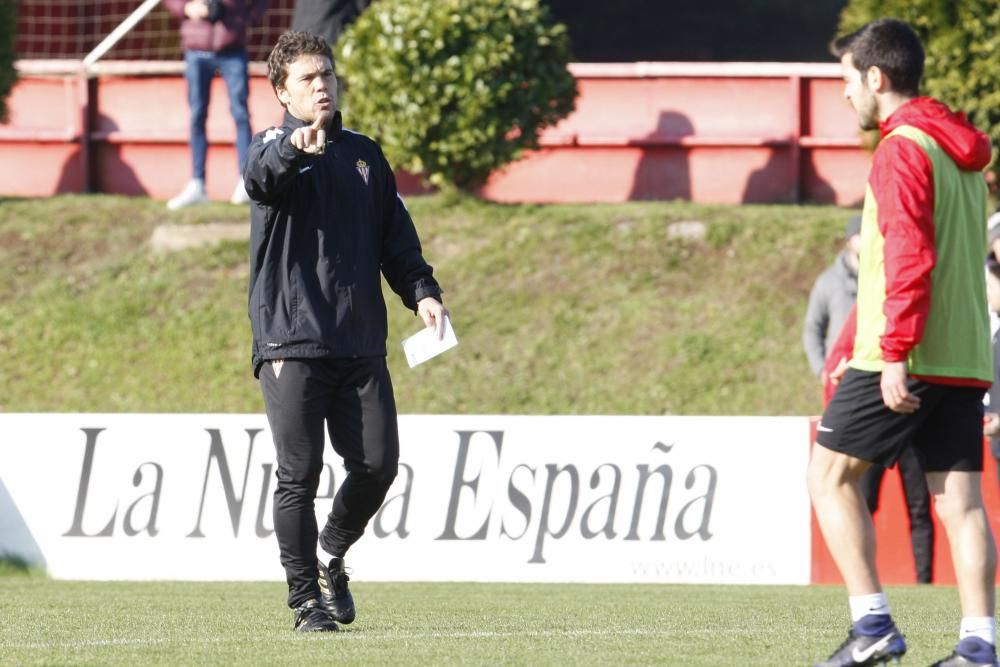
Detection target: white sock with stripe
<box><xmin>849</xmin><ymin>593</ymin><xmax>890</xmax><ymax>622</ymax></box>
<box><xmin>960</xmin><ymin>617</ymin><xmax>996</xmax><ymax>646</ymax></box>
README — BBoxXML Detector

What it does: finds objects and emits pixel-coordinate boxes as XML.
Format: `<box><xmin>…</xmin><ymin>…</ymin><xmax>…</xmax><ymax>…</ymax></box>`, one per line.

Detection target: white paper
<box><xmin>401</xmin><ymin>315</ymin><xmax>458</xmax><ymax>367</ymax></box>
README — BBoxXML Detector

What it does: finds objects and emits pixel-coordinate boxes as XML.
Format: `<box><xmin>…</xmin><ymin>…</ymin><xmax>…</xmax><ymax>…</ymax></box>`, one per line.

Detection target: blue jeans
<box><xmin>184</xmin><ymin>48</ymin><xmax>252</xmax><ymax>182</ymax></box>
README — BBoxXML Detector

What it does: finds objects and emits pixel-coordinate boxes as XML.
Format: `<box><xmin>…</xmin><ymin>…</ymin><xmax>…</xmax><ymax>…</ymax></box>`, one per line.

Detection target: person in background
<box><xmin>983</xmin><ymin>212</ymin><xmax>1000</xmax><ymax>483</ymax></box>
<box><xmin>164</xmin><ymin>0</ymin><xmax>268</xmax><ymax>209</ymax></box>
<box><xmin>291</xmin><ymin>0</ymin><xmax>370</xmax><ymax>46</ymax></box>
<box><xmin>857</xmin><ymin>449</ymin><xmax>934</xmax><ymax>584</ymax></box>
<box><xmin>803</xmin><ymin>215</ymin><xmax>861</xmax><ymax>387</ymax></box>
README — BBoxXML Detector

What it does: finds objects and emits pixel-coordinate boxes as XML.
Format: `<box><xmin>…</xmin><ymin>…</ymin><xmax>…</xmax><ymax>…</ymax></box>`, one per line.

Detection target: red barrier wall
<box><xmin>481</xmin><ymin>62</ymin><xmax>869</xmax><ymax>205</ymax></box>
<box><xmin>809</xmin><ymin>417</ymin><xmax>1000</xmax><ymax>586</ymax></box>
<box><xmin>3</xmin><ymin>60</ymin><xmax>869</xmax><ymax>204</ymax></box>
<box><xmin>2</xmin><ymin>62</ymin><xmax>288</xmax><ymax>200</ymax></box>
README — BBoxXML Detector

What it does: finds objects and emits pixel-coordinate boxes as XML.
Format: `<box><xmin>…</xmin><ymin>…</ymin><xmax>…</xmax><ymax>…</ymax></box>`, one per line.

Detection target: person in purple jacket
<box><xmin>163</xmin><ymin>0</ymin><xmax>268</xmax><ymax>209</ymax></box>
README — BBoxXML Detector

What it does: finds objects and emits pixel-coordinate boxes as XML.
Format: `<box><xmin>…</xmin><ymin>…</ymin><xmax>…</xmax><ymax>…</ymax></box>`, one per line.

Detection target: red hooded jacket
<box><xmin>164</xmin><ymin>0</ymin><xmax>268</xmax><ymax>53</ymax></box>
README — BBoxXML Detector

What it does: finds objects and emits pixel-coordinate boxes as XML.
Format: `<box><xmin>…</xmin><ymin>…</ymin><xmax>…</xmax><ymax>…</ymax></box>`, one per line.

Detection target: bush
<box><xmin>0</xmin><ymin>0</ymin><xmax>16</xmax><ymax>123</ymax></box>
<box><xmin>838</xmin><ymin>1</ymin><xmax>1000</xmax><ymax>172</ymax></box>
<box><xmin>336</xmin><ymin>0</ymin><xmax>577</xmax><ymax>190</ymax></box>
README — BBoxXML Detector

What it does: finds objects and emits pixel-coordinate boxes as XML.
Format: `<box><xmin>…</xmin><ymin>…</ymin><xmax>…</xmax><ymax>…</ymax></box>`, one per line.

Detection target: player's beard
<box><xmin>854</xmin><ymin>88</ymin><xmax>880</xmax><ymax>132</ymax></box>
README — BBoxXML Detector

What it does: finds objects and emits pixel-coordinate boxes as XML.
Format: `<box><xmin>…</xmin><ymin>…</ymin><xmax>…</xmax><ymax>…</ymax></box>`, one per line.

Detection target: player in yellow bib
<box><xmin>807</xmin><ymin>18</ymin><xmax>997</xmax><ymax>667</ymax></box>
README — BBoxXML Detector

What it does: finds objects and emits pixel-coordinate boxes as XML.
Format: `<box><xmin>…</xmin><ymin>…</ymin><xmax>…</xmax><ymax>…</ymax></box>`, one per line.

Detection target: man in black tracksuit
<box><xmin>243</xmin><ymin>31</ymin><xmax>448</xmax><ymax>633</ymax></box>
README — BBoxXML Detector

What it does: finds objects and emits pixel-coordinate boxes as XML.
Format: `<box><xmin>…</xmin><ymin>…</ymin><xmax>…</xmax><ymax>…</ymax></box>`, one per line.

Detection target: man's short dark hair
<box><xmin>267</xmin><ymin>31</ymin><xmax>334</xmax><ymax>92</ymax></box>
<box><xmin>830</xmin><ymin>18</ymin><xmax>924</xmax><ymax>97</ymax></box>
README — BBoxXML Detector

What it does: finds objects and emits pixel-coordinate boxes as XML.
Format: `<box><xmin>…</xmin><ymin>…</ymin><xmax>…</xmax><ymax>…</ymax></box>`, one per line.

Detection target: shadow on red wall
<box><xmin>55</xmin><ymin>113</ymin><xmax>147</xmax><ymax>196</ymax></box>
<box><xmin>629</xmin><ymin>111</ymin><xmax>693</xmax><ymax>201</ymax></box>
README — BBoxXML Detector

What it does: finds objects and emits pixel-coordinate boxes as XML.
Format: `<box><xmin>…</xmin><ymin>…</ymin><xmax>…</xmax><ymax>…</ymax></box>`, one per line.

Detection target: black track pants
<box><xmin>859</xmin><ymin>445</ymin><xmax>935</xmax><ymax>584</ymax></box>
<box><xmin>259</xmin><ymin>356</ymin><xmax>399</xmax><ymax>608</ymax></box>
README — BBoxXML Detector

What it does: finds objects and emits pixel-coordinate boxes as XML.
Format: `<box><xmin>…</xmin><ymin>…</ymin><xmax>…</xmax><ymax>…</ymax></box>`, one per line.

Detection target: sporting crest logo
<box><xmin>356</xmin><ymin>159</ymin><xmax>370</xmax><ymax>185</ymax></box>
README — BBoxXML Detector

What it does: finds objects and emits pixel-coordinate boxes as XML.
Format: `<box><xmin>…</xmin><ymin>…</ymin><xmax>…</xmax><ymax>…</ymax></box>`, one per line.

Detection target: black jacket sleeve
<box><xmin>376</xmin><ymin>146</ymin><xmax>442</xmax><ymax>311</ymax></box>
<box><xmin>242</xmin><ymin>127</ymin><xmax>310</xmax><ymax>203</ymax></box>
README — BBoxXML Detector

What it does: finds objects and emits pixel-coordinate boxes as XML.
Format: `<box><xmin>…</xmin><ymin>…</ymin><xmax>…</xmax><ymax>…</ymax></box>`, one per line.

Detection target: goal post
<box><xmin>14</xmin><ymin>0</ymin><xmax>295</xmax><ymax>65</ymax></box>
<box><xmin>82</xmin><ymin>0</ymin><xmax>164</xmax><ymax>71</ymax></box>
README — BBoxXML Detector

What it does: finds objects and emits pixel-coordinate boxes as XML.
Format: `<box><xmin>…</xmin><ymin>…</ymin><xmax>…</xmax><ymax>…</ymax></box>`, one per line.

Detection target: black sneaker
<box><xmin>318</xmin><ymin>557</ymin><xmax>356</xmax><ymax>624</ymax></box>
<box><xmin>931</xmin><ymin>637</ymin><xmax>1000</xmax><ymax>666</ymax></box>
<box><xmin>813</xmin><ymin>626</ymin><xmax>906</xmax><ymax>666</ymax></box>
<box><xmin>293</xmin><ymin>598</ymin><xmax>338</xmax><ymax>633</ymax></box>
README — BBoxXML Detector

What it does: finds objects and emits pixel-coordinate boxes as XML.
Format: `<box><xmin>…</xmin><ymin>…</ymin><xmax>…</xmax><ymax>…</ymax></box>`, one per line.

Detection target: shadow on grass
<box><xmin>0</xmin><ymin>553</ymin><xmax>44</xmax><ymax>577</ymax></box>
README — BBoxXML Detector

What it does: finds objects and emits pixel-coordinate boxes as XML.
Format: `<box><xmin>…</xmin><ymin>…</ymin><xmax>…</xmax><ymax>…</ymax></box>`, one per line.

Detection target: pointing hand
<box><xmin>291</xmin><ymin>113</ymin><xmax>330</xmax><ymax>155</ymax></box>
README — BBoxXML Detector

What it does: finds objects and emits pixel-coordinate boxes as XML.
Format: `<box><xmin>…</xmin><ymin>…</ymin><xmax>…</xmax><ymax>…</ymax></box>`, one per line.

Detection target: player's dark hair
<box><xmin>267</xmin><ymin>31</ymin><xmax>334</xmax><ymax>92</ymax></box>
<box><xmin>830</xmin><ymin>18</ymin><xmax>924</xmax><ymax>96</ymax></box>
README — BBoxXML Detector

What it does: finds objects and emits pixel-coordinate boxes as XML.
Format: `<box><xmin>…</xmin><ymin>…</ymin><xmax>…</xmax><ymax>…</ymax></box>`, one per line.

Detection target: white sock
<box><xmin>849</xmin><ymin>593</ymin><xmax>890</xmax><ymax>622</ymax></box>
<box><xmin>960</xmin><ymin>617</ymin><xmax>996</xmax><ymax>645</ymax></box>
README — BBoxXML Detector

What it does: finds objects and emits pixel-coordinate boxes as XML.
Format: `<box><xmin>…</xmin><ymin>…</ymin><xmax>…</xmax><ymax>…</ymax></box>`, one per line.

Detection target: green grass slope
<box><xmin>0</xmin><ymin>194</ymin><xmax>847</xmax><ymax>415</ymax></box>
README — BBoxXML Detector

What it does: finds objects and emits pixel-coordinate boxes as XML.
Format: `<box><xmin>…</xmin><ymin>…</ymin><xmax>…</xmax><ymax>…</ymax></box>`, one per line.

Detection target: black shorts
<box><xmin>816</xmin><ymin>368</ymin><xmax>985</xmax><ymax>472</ymax></box>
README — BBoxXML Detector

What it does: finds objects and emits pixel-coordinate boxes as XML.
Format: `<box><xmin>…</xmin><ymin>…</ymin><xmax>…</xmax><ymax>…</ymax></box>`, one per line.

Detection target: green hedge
<box><xmin>838</xmin><ymin>1</ymin><xmax>1000</xmax><ymax>172</ymax></box>
<box><xmin>336</xmin><ymin>0</ymin><xmax>577</xmax><ymax>189</ymax></box>
<box><xmin>0</xmin><ymin>0</ymin><xmax>16</xmax><ymax>123</ymax></box>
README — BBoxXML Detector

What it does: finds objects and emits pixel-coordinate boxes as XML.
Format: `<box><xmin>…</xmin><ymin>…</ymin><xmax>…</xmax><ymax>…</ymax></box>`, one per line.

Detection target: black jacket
<box><xmin>243</xmin><ymin>110</ymin><xmax>441</xmax><ymax>376</ymax></box>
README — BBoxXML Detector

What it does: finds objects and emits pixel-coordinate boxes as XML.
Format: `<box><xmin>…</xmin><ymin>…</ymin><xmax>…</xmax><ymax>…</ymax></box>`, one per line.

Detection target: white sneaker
<box><xmin>230</xmin><ymin>179</ymin><xmax>251</xmax><ymax>205</ymax></box>
<box><xmin>167</xmin><ymin>179</ymin><xmax>208</xmax><ymax>210</ymax></box>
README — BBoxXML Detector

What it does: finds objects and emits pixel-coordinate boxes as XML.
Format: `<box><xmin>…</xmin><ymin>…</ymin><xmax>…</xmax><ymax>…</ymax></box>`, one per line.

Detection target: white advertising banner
<box><xmin>0</xmin><ymin>414</ymin><xmax>812</xmax><ymax>584</ymax></box>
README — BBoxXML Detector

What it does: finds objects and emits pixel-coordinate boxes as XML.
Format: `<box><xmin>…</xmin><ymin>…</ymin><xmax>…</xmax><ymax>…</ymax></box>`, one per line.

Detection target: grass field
<box><xmin>1</xmin><ymin>195</ymin><xmax>972</xmax><ymax>665</ymax></box>
<box><xmin>0</xmin><ymin>576</ymin><xmax>970</xmax><ymax>665</ymax></box>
